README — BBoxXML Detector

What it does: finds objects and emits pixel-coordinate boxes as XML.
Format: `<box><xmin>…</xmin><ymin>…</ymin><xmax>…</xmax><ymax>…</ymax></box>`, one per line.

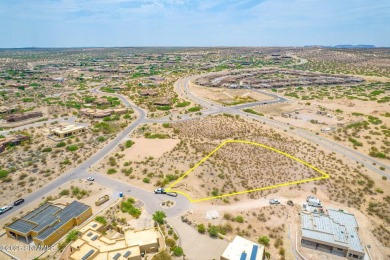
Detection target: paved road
<box><xmin>167</xmin><ymin>216</ymin><xmax>229</xmax><ymax>260</ymax></box>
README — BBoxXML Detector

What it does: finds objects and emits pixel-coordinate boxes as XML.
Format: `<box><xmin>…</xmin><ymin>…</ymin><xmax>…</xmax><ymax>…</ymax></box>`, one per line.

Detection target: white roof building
<box><xmin>221</xmin><ymin>236</ymin><xmax>264</xmax><ymax>260</ymax></box>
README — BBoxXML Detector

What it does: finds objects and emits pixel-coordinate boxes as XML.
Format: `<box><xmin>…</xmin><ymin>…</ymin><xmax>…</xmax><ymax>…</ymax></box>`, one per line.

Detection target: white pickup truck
<box><xmin>269</xmin><ymin>199</ymin><xmax>280</xmax><ymax>205</ymax></box>
<box><xmin>154</xmin><ymin>188</ymin><xmax>166</xmax><ymax>194</ymax></box>
<box><xmin>0</xmin><ymin>205</ymin><xmax>13</xmax><ymax>215</ymax></box>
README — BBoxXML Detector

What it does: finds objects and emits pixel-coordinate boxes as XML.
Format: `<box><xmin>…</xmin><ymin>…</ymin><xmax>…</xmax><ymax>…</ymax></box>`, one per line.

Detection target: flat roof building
<box><xmin>5</xmin><ymin>201</ymin><xmax>92</xmax><ymax>246</ymax></box>
<box><xmin>69</xmin><ymin>220</ymin><xmax>164</xmax><ymax>260</ymax></box>
<box><xmin>50</xmin><ymin>124</ymin><xmax>86</xmax><ymax>138</ymax></box>
<box><xmin>221</xmin><ymin>236</ymin><xmax>265</xmax><ymax>260</ymax></box>
<box><xmin>0</xmin><ymin>134</ymin><xmax>30</xmax><ymax>153</ymax></box>
<box><xmin>5</xmin><ymin>111</ymin><xmax>43</xmax><ymax>123</ymax></box>
<box><xmin>300</xmin><ymin>209</ymin><xmax>365</xmax><ymax>259</ymax></box>
<box><xmin>80</xmin><ymin>108</ymin><xmax>128</xmax><ymax>118</ymax></box>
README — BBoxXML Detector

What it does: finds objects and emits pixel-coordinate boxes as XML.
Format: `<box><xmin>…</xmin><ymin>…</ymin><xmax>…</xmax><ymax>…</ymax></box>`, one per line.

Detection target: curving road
<box><xmin>175</xmin><ymin>74</ymin><xmax>390</xmax><ymax>177</ymax></box>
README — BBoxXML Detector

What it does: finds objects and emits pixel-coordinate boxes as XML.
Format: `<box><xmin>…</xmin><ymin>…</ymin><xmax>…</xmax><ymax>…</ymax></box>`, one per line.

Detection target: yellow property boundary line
<box><xmin>166</xmin><ymin>140</ymin><xmax>330</xmax><ymax>203</ymax></box>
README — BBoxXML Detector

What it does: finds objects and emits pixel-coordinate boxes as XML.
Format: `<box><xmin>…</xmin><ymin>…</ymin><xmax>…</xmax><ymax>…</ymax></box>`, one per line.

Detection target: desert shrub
<box><xmin>95</xmin><ymin>216</ymin><xmax>107</xmax><ymax>225</ymax></box>
<box><xmin>151</xmin><ymin>250</ymin><xmax>172</xmax><ymax>260</ymax></box>
<box><xmin>121</xmin><ymin>198</ymin><xmax>141</xmax><ymax>218</ymax></box>
<box><xmin>258</xmin><ymin>236</ymin><xmax>270</xmax><ymax>246</ymax></box>
<box><xmin>125</xmin><ymin>140</ymin><xmax>134</xmax><ymax>148</ymax></box>
<box><xmin>97</xmin><ymin>136</ymin><xmax>106</xmax><ymax>142</ymax></box>
<box><xmin>234</xmin><ymin>215</ymin><xmax>244</xmax><ymax>223</ymax></box>
<box><xmin>56</xmin><ymin>141</ymin><xmax>66</xmax><ymax>147</ymax></box>
<box><xmin>207</xmin><ymin>225</ymin><xmax>219</xmax><ymax>237</ymax></box>
<box><xmin>243</xmin><ymin>109</ymin><xmax>264</xmax><ymax>116</ymax></box>
<box><xmin>59</xmin><ymin>189</ymin><xmax>70</xmax><ymax>196</ymax></box>
<box><xmin>0</xmin><ymin>169</ymin><xmax>9</xmax><ymax>179</ymax></box>
<box><xmin>67</xmin><ymin>145</ymin><xmax>78</xmax><ymax>151</ymax></box>
<box><xmin>176</xmin><ymin>101</ymin><xmax>190</xmax><ymax>107</ymax></box>
<box><xmin>42</xmin><ymin>147</ymin><xmax>52</xmax><ymax>152</ymax></box>
<box><xmin>144</xmin><ymin>133</ymin><xmax>168</xmax><ymax>139</ymax></box>
<box><xmin>107</xmin><ymin>168</ymin><xmax>117</xmax><ymax>174</ymax></box>
<box><xmin>156</xmin><ymin>106</ymin><xmax>172</xmax><ymax>111</ymax></box>
<box><xmin>188</xmin><ymin>106</ymin><xmax>201</xmax><ymax>112</ymax></box>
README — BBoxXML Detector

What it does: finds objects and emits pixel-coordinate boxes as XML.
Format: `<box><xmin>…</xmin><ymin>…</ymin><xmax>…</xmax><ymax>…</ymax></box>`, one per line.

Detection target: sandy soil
<box><xmin>189</xmin><ymin>82</ymin><xmax>273</xmax><ymax>105</ymax></box>
<box><xmin>173</xmin><ymin>141</ymin><xmax>321</xmax><ymax>200</ymax></box>
<box><xmin>353</xmin><ymin>75</ymin><xmax>390</xmax><ymax>83</ymax></box>
<box><xmin>187</xmin><ymin>186</ymin><xmax>387</xmax><ymax>259</ymax></box>
<box><xmin>252</xmin><ymin>94</ymin><xmax>389</xmax><ymax>162</ymax></box>
<box><xmin>0</xmin><ymin>114</ymin><xmax>133</xmax><ymax>205</ymax></box>
<box><xmin>121</xmin><ymin>138</ymin><xmax>180</xmax><ymax>162</ymax></box>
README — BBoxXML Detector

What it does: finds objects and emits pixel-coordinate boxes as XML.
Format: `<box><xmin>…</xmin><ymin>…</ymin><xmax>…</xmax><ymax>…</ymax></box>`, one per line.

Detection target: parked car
<box><xmin>154</xmin><ymin>188</ymin><xmax>166</xmax><ymax>194</ymax></box>
<box><xmin>269</xmin><ymin>199</ymin><xmax>280</xmax><ymax>205</ymax></box>
<box><xmin>0</xmin><ymin>205</ymin><xmax>13</xmax><ymax>215</ymax></box>
<box><xmin>87</xmin><ymin>177</ymin><xmax>95</xmax><ymax>181</ymax></box>
<box><xmin>307</xmin><ymin>195</ymin><xmax>321</xmax><ymax>207</ymax></box>
<box><xmin>14</xmin><ymin>198</ymin><xmax>25</xmax><ymax>206</ymax></box>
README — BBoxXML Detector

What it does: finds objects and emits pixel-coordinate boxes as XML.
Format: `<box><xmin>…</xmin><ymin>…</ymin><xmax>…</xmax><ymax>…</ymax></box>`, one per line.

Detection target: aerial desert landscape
<box><xmin>0</xmin><ymin>5</ymin><xmax>389</xmax><ymax>258</ymax></box>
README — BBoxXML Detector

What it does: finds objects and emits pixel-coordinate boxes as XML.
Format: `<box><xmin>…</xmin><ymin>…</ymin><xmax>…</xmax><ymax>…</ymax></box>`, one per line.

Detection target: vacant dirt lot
<box><xmin>189</xmin><ymin>82</ymin><xmax>273</xmax><ymax>105</ymax></box>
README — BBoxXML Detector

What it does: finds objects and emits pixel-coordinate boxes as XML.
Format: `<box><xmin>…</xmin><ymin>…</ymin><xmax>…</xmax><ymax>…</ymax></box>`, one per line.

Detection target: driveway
<box><xmin>167</xmin><ymin>216</ymin><xmax>229</xmax><ymax>260</ymax></box>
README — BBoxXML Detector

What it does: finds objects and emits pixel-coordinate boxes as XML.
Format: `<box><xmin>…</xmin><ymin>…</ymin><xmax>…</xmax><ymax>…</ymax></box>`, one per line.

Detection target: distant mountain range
<box><xmin>305</xmin><ymin>44</ymin><xmax>376</xmax><ymax>49</ymax></box>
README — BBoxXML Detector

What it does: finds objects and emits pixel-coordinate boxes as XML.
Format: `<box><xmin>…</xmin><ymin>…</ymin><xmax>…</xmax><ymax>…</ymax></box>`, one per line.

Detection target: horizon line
<box><xmin>0</xmin><ymin>44</ymin><xmax>387</xmax><ymax>50</ymax></box>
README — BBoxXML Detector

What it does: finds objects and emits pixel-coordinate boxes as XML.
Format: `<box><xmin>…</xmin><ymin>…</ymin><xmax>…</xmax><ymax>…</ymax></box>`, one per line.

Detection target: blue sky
<box><xmin>0</xmin><ymin>0</ymin><xmax>389</xmax><ymax>47</ymax></box>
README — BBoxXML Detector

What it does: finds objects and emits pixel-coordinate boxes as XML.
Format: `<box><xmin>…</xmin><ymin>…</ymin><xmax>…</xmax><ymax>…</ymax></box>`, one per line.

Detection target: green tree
<box><xmin>153</xmin><ymin>211</ymin><xmax>166</xmax><ymax>224</ymax></box>
<box><xmin>197</xmin><ymin>224</ymin><xmax>206</xmax><ymax>234</ymax></box>
<box><xmin>173</xmin><ymin>247</ymin><xmax>184</xmax><ymax>256</ymax></box>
